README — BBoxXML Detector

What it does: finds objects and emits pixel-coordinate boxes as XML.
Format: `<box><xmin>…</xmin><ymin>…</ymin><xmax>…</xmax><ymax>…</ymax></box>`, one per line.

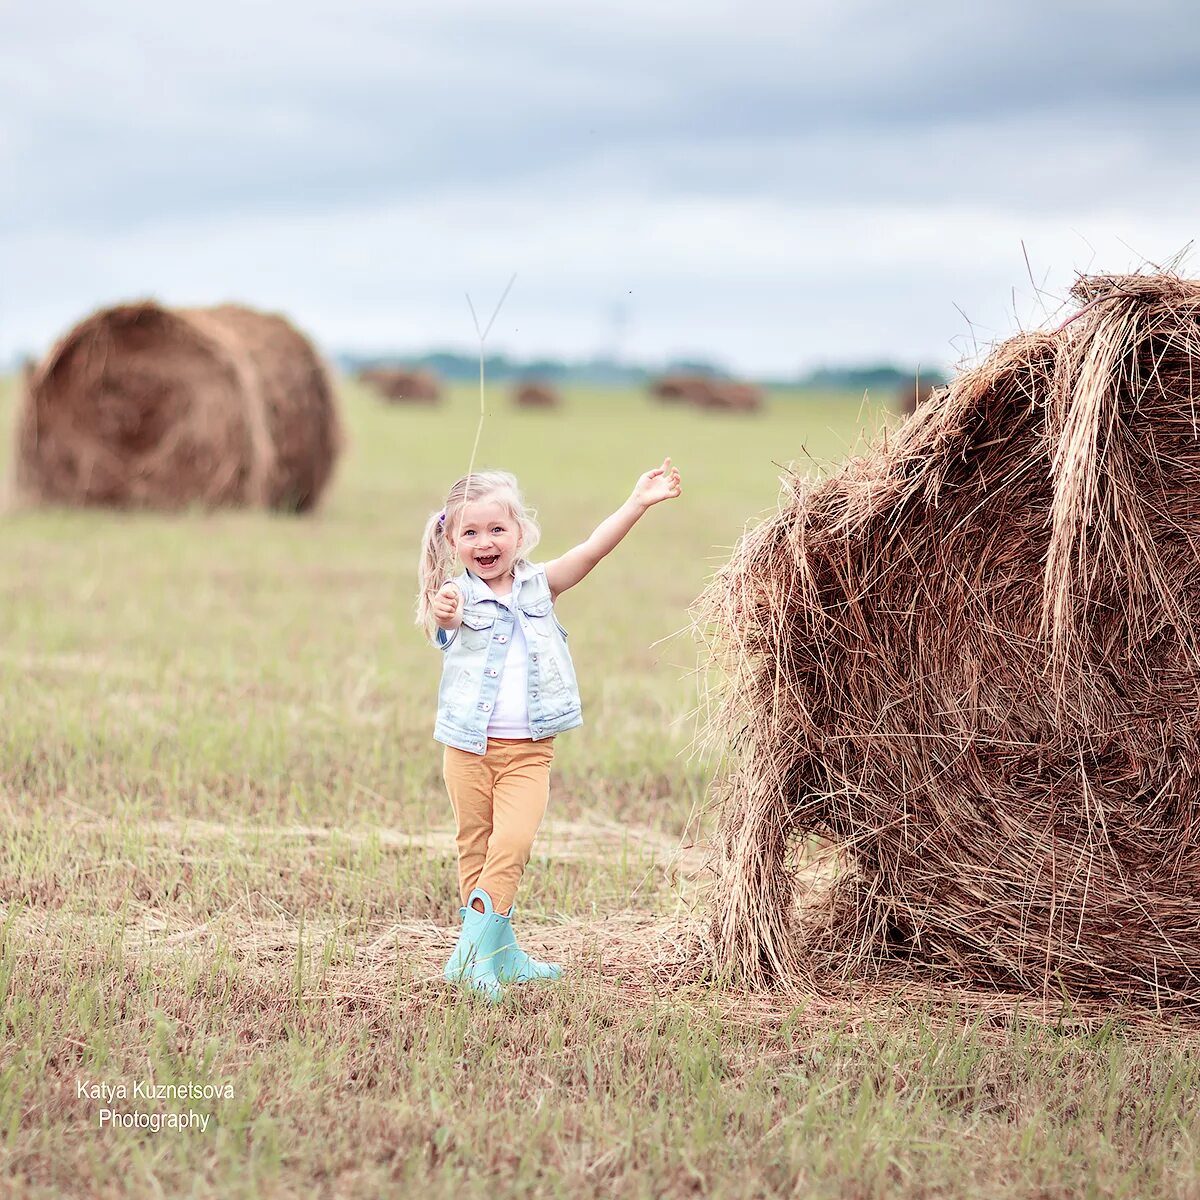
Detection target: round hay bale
<box><xmin>14</xmin><ymin>301</ymin><xmax>341</xmax><ymax>512</ymax></box>
<box><xmin>697</xmin><ymin>380</ymin><xmax>765</xmax><ymax>413</ymax></box>
<box><xmin>359</xmin><ymin>367</ymin><xmax>442</xmax><ymax>404</ymax></box>
<box><xmin>513</xmin><ymin>380</ymin><xmax>562</xmax><ymax>409</ymax></box>
<box><xmin>650</xmin><ymin>374</ymin><xmax>717</xmax><ymax>404</ymax></box>
<box><xmin>696</xmin><ymin>272</ymin><xmax>1200</xmax><ymax>1006</ymax></box>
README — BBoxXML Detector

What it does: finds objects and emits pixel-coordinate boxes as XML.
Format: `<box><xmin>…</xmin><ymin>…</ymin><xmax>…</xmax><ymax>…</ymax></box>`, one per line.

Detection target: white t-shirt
<box><xmin>487</xmin><ymin>591</ymin><xmax>532</xmax><ymax>737</ymax></box>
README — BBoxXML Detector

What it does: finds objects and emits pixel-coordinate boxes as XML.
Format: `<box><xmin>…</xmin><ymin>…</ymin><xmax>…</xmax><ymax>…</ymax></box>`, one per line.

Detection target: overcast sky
<box><xmin>2</xmin><ymin>0</ymin><xmax>1197</xmax><ymax>375</ymax></box>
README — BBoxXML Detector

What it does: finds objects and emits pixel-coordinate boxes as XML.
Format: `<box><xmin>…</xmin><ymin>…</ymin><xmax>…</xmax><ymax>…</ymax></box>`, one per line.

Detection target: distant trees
<box><xmin>800</xmin><ymin>364</ymin><xmax>949</xmax><ymax>391</ymax></box>
<box><xmin>336</xmin><ymin>352</ymin><xmax>948</xmax><ymax>392</ymax></box>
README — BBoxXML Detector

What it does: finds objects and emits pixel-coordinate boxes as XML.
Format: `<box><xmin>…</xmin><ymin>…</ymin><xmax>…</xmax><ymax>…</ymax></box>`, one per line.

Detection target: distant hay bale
<box><xmin>513</xmin><ymin>380</ymin><xmax>562</xmax><ymax>409</ymax></box>
<box><xmin>896</xmin><ymin>377</ymin><xmax>940</xmax><ymax>416</ymax></box>
<box><xmin>650</xmin><ymin>374</ymin><xmax>763</xmax><ymax>412</ymax></box>
<box><xmin>697</xmin><ymin>380</ymin><xmax>765</xmax><ymax>413</ymax></box>
<box><xmin>15</xmin><ymin>302</ymin><xmax>342</xmax><ymax>512</ymax></box>
<box><xmin>696</xmin><ymin>272</ymin><xmax>1200</xmax><ymax>1006</ymax></box>
<box><xmin>359</xmin><ymin>367</ymin><xmax>442</xmax><ymax>404</ymax></box>
<box><xmin>650</xmin><ymin>374</ymin><xmax>716</xmax><ymax>404</ymax></box>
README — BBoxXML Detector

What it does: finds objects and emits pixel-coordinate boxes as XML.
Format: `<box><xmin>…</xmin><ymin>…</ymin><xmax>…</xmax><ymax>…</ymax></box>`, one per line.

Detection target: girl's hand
<box><xmin>432</xmin><ymin>583</ymin><xmax>463</xmax><ymax>629</ymax></box>
<box><xmin>545</xmin><ymin>458</ymin><xmax>682</xmax><ymax>597</ymax></box>
<box><xmin>632</xmin><ymin>457</ymin><xmax>682</xmax><ymax>510</ymax></box>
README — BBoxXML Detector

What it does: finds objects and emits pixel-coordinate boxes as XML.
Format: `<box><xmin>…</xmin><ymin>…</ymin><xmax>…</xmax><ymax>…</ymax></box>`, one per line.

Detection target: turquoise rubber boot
<box><xmin>494</xmin><ymin>903</ymin><xmax>563</xmax><ymax>984</ymax></box>
<box><xmin>442</xmin><ymin>889</ymin><xmax>506</xmax><ymax>1004</ymax></box>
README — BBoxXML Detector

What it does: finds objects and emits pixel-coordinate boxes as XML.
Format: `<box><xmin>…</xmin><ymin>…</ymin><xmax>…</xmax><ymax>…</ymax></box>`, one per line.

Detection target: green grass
<box><xmin>1</xmin><ymin>375</ymin><xmax>1198</xmax><ymax>1198</ymax></box>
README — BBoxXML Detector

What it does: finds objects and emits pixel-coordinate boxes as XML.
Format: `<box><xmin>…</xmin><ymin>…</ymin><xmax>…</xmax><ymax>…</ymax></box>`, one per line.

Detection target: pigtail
<box><xmin>415</xmin><ymin>508</ymin><xmax>454</xmax><ymax>641</ymax></box>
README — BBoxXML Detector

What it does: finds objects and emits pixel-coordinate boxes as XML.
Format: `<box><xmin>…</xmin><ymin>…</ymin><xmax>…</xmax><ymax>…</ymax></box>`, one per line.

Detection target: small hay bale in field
<box><xmin>696</xmin><ymin>272</ymin><xmax>1200</xmax><ymax>1006</ymax></box>
<box><xmin>513</xmin><ymin>380</ymin><xmax>562</xmax><ymax>409</ymax></box>
<box><xmin>697</xmin><ymin>380</ymin><xmax>765</xmax><ymax>413</ymax></box>
<box><xmin>896</xmin><ymin>377</ymin><xmax>940</xmax><ymax>416</ymax></box>
<box><xmin>650</xmin><ymin>373</ymin><xmax>717</xmax><ymax>404</ymax></box>
<box><xmin>15</xmin><ymin>302</ymin><xmax>342</xmax><ymax>512</ymax></box>
<box><xmin>359</xmin><ymin>366</ymin><xmax>442</xmax><ymax>404</ymax></box>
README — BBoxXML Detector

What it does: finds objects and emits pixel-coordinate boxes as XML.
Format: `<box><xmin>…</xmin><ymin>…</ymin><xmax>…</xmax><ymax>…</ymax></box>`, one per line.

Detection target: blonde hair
<box><xmin>415</xmin><ymin>470</ymin><xmax>542</xmax><ymax>640</ymax></box>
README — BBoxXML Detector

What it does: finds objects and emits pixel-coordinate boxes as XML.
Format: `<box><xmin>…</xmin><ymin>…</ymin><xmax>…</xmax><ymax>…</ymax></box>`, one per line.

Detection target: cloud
<box><xmin>1</xmin><ymin>0</ymin><xmax>1197</xmax><ymax>368</ymax></box>
<box><xmin>4</xmin><ymin>187</ymin><xmax>1193</xmax><ymax>374</ymax></box>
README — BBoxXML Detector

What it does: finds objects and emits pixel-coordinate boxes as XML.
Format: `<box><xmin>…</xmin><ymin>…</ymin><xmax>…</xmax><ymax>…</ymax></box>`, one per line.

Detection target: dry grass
<box><xmin>3</xmin><ymin>372</ymin><xmax>1200</xmax><ymax>1197</ymax></box>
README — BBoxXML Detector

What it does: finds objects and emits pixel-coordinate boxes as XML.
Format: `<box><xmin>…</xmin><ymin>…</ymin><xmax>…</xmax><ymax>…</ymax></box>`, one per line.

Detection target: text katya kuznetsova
<box><xmin>77</xmin><ymin>1080</ymin><xmax>233</xmax><ymax>1103</ymax></box>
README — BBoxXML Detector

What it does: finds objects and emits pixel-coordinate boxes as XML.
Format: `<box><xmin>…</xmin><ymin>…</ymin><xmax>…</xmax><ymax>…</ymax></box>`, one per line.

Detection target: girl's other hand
<box><xmin>632</xmin><ymin>457</ymin><xmax>682</xmax><ymax>509</ymax></box>
<box><xmin>433</xmin><ymin>582</ymin><xmax>463</xmax><ymax>629</ymax></box>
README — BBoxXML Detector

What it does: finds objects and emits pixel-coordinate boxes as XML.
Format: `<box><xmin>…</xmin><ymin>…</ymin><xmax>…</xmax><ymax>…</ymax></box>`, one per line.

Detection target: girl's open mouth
<box><xmin>477</xmin><ymin>555</ymin><xmax>499</xmax><ymax>568</ymax></box>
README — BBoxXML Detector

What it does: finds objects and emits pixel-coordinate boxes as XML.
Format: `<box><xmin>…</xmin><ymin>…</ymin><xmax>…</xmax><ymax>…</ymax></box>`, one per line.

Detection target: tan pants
<box><xmin>442</xmin><ymin>736</ymin><xmax>556</xmax><ymax>915</ymax></box>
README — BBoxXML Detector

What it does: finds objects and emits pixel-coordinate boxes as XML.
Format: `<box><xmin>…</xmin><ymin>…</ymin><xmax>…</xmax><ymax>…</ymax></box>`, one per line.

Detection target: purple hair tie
<box><xmin>438</xmin><ymin>511</ymin><xmax>446</xmax><ymax>527</ymax></box>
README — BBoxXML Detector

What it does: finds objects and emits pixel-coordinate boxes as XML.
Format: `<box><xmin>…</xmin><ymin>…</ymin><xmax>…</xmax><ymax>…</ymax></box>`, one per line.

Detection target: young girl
<box><xmin>416</xmin><ymin>459</ymin><xmax>682</xmax><ymax>1002</ymax></box>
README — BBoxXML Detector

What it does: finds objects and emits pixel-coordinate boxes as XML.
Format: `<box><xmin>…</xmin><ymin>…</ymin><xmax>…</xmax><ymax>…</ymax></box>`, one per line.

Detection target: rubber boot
<box><xmin>493</xmin><ymin>903</ymin><xmax>563</xmax><ymax>984</ymax></box>
<box><xmin>442</xmin><ymin>888</ymin><xmax>505</xmax><ymax>1004</ymax></box>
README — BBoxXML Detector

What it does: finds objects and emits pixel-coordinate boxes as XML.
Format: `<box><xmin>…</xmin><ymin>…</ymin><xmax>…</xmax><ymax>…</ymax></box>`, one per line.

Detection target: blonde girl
<box><xmin>416</xmin><ymin>460</ymin><xmax>682</xmax><ymax>1002</ymax></box>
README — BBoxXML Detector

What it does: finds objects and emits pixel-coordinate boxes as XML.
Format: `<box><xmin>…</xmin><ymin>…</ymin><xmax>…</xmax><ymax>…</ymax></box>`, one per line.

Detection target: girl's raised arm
<box><xmin>544</xmin><ymin>457</ymin><xmax>682</xmax><ymax>598</ymax></box>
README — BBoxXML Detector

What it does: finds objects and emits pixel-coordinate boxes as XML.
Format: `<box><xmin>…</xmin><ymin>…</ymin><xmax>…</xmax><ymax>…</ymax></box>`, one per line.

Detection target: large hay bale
<box><xmin>15</xmin><ymin>301</ymin><xmax>341</xmax><ymax>512</ymax></box>
<box><xmin>697</xmin><ymin>273</ymin><xmax>1200</xmax><ymax>1005</ymax></box>
<box><xmin>513</xmin><ymin>380</ymin><xmax>562</xmax><ymax>409</ymax></box>
<box><xmin>359</xmin><ymin>366</ymin><xmax>442</xmax><ymax>404</ymax></box>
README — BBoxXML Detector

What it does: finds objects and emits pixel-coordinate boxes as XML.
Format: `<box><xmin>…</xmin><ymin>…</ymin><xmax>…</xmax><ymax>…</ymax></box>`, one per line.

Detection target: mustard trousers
<box><xmin>442</xmin><ymin>736</ymin><xmax>556</xmax><ymax>915</ymax></box>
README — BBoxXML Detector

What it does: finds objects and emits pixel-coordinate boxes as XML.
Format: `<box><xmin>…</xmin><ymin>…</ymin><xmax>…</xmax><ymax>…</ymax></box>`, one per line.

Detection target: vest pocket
<box><xmin>460</xmin><ymin>609</ymin><xmax>495</xmax><ymax>651</ymax></box>
<box><xmin>520</xmin><ymin>597</ymin><xmax>555</xmax><ymax>640</ymax></box>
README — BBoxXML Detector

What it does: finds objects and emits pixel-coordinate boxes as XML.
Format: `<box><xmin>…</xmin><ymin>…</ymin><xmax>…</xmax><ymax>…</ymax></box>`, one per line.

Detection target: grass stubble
<box><xmin>1</xmin><ymin>373</ymin><xmax>1198</xmax><ymax>1198</ymax></box>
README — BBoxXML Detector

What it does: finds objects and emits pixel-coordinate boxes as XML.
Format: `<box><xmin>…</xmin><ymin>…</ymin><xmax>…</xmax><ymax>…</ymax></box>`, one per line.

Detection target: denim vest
<box><xmin>433</xmin><ymin>560</ymin><xmax>583</xmax><ymax>755</ymax></box>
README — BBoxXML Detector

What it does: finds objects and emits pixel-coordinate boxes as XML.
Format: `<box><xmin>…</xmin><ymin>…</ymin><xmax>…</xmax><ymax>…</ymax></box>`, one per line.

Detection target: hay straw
<box><xmin>458</xmin><ymin>274</ymin><xmax>516</xmax><ymax>537</ymax></box>
<box><xmin>693</xmin><ymin>272</ymin><xmax>1200</xmax><ymax>1009</ymax></box>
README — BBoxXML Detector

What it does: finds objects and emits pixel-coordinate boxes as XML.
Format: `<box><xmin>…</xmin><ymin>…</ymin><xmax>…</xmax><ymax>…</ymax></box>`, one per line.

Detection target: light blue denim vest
<box><xmin>433</xmin><ymin>560</ymin><xmax>583</xmax><ymax>755</ymax></box>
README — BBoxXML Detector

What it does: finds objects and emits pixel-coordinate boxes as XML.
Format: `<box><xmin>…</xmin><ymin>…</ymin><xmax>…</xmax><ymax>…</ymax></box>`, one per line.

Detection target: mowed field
<box><xmin>2</xmin><ymin>374</ymin><xmax>1199</xmax><ymax>1199</ymax></box>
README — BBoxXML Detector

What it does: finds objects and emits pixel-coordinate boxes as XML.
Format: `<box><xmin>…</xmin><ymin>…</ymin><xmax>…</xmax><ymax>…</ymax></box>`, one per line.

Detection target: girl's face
<box><xmin>449</xmin><ymin>496</ymin><xmax>522</xmax><ymax>588</ymax></box>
